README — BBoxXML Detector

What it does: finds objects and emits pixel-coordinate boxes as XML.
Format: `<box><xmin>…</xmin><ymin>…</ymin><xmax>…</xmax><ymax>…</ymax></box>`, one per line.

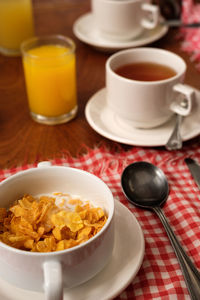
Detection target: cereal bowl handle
<box><xmin>37</xmin><ymin>161</ymin><xmax>52</xmax><ymax>168</ymax></box>
<box><xmin>43</xmin><ymin>261</ymin><xmax>63</xmax><ymax>300</ymax></box>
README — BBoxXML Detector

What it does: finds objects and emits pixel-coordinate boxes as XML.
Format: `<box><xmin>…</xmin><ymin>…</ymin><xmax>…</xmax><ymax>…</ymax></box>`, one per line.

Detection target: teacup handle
<box><xmin>170</xmin><ymin>83</ymin><xmax>195</xmax><ymax>116</ymax></box>
<box><xmin>43</xmin><ymin>261</ymin><xmax>63</xmax><ymax>300</ymax></box>
<box><xmin>141</xmin><ymin>3</ymin><xmax>159</xmax><ymax>29</ymax></box>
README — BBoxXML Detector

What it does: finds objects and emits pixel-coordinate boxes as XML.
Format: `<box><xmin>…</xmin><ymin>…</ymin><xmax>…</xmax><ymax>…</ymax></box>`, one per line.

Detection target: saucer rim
<box><xmin>85</xmin><ymin>88</ymin><xmax>200</xmax><ymax>147</ymax></box>
<box><xmin>73</xmin><ymin>12</ymin><xmax>168</xmax><ymax>51</ymax></box>
<box><xmin>0</xmin><ymin>200</ymin><xmax>145</xmax><ymax>300</ymax></box>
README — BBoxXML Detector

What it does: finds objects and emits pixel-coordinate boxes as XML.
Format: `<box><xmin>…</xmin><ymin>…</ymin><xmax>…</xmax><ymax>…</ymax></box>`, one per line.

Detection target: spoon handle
<box><xmin>153</xmin><ymin>206</ymin><xmax>200</xmax><ymax>300</ymax></box>
<box><xmin>165</xmin><ymin>114</ymin><xmax>183</xmax><ymax>151</ymax></box>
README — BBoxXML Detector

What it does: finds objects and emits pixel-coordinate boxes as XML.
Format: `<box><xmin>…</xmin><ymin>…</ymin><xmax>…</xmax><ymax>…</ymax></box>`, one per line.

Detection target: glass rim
<box><xmin>20</xmin><ymin>34</ymin><xmax>76</xmax><ymax>59</ymax></box>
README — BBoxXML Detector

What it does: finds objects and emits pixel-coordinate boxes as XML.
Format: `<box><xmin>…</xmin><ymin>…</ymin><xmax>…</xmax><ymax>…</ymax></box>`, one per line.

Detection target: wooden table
<box><xmin>0</xmin><ymin>0</ymin><xmax>200</xmax><ymax>169</ymax></box>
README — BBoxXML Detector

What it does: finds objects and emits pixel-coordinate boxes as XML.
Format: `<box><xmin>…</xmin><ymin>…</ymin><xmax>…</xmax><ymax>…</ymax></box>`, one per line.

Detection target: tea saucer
<box><xmin>0</xmin><ymin>200</ymin><xmax>144</xmax><ymax>300</ymax></box>
<box><xmin>85</xmin><ymin>88</ymin><xmax>200</xmax><ymax>147</ymax></box>
<box><xmin>73</xmin><ymin>13</ymin><xmax>168</xmax><ymax>52</ymax></box>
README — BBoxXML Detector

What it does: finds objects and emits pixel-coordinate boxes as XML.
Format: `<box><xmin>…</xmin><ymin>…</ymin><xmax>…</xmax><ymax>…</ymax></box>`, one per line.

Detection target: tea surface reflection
<box><xmin>115</xmin><ymin>62</ymin><xmax>177</xmax><ymax>81</ymax></box>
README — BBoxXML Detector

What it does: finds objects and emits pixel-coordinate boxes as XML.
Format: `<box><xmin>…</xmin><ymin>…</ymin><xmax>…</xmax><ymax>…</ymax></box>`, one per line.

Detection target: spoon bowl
<box><xmin>121</xmin><ymin>161</ymin><xmax>200</xmax><ymax>300</ymax></box>
<box><xmin>121</xmin><ymin>161</ymin><xmax>169</xmax><ymax>208</ymax></box>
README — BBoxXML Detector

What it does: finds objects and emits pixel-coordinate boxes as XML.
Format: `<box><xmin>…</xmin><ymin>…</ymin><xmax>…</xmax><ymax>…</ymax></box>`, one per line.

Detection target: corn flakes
<box><xmin>0</xmin><ymin>193</ymin><xmax>107</xmax><ymax>252</ymax></box>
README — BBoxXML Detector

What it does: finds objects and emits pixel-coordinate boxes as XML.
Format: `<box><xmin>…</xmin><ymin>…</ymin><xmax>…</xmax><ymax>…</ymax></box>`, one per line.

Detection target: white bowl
<box><xmin>0</xmin><ymin>162</ymin><xmax>115</xmax><ymax>300</ymax></box>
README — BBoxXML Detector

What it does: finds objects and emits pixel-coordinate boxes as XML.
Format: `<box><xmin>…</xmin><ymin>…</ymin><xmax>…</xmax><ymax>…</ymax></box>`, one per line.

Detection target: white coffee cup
<box><xmin>0</xmin><ymin>162</ymin><xmax>114</xmax><ymax>300</ymax></box>
<box><xmin>91</xmin><ymin>0</ymin><xmax>159</xmax><ymax>41</ymax></box>
<box><xmin>106</xmin><ymin>47</ymin><xmax>195</xmax><ymax>129</ymax></box>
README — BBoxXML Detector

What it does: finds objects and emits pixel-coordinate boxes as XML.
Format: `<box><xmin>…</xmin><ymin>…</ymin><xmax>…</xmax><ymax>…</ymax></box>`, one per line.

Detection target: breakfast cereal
<box><xmin>0</xmin><ymin>193</ymin><xmax>107</xmax><ymax>252</ymax></box>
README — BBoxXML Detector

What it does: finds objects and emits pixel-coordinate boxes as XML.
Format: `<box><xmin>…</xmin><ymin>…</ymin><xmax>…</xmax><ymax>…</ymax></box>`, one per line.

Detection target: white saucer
<box><xmin>0</xmin><ymin>200</ymin><xmax>144</xmax><ymax>300</ymax></box>
<box><xmin>73</xmin><ymin>13</ymin><xmax>168</xmax><ymax>52</ymax></box>
<box><xmin>85</xmin><ymin>88</ymin><xmax>200</xmax><ymax>147</ymax></box>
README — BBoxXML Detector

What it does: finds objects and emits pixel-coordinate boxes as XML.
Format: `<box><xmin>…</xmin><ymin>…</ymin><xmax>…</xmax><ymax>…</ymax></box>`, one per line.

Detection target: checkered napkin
<box><xmin>1</xmin><ymin>143</ymin><xmax>200</xmax><ymax>299</ymax></box>
<box><xmin>180</xmin><ymin>0</ymin><xmax>200</xmax><ymax>70</ymax></box>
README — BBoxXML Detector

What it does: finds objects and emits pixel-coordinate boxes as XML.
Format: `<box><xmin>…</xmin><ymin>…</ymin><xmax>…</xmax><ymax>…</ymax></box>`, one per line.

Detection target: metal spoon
<box><xmin>165</xmin><ymin>99</ymin><xmax>188</xmax><ymax>151</ymax></box>
<box><xmin>161</xmin><ymin>19</ymin><xmax>200</xmax><ymax>28</ymax></box>
<box><xmin>121</xmin><ymin>161</ymin><xmax>200</xmax><ymax>300</ymax></box>
<box><xmin>165</xmin><ymin>114</ymin><xmax>183</xmax><ymax>150</ymax></box>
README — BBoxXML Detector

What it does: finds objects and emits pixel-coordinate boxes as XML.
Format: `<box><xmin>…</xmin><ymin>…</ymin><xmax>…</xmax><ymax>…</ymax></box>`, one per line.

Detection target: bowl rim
<box><xmin>0</xmin><ymin>165</ymin><xmax>114</xmax><ymax>256</ymax></box>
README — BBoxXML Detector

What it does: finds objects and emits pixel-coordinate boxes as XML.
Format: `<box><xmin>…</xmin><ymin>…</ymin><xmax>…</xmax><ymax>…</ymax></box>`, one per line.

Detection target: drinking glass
<box><xmin>21</xmin><ymin>35</ymin><xmax>78</xmax><ymax>125</ymax></box>
<box><xmin>0</xmin><ymin>0</ymin><xmax>34</xmax><ymax>56</ymax></box>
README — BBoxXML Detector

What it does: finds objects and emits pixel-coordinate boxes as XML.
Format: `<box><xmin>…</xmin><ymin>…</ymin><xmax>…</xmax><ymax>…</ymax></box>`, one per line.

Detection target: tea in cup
<box><xmin>106</xmin><ymin>47</ymin><xmax>195</xmax><ymax>129</ymax></box>
<box><xmin>0</xmin><ymin>0</ymin><xmax>34</xmax><ymax>56</ymax></box>
<box><xmin>91</xmin><ymin>0</ymin><xmax>159</xmax><ymax>41</ymax></box>
<box><xmin>21</xmin><ymin>35</ymin><xmax>77</xmax><ymax>125</ymax></box>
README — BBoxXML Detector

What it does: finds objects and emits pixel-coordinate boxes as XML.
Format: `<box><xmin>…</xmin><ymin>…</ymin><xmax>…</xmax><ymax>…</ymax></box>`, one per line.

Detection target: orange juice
<box><xmin>0</xmin><ymin>0</ymin><xmax>34</xmax><ymax>55</ymax></box>
<box><xmin>22</xmin><ymin>43</ymin><xmax>77</xmax><ymax>122</ymax></box>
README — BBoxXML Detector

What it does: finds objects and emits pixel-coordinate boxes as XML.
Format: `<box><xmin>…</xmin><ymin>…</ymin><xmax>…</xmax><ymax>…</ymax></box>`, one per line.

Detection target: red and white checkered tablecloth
<box><xmin>1</xmin><ymin>142</ymin><xmax>200</xmax><ymax>299</ymax></box>
<box><xmin>180</xmin><ymin>0</ymin><xmax>200</xmax><ymax>69</ymax></box>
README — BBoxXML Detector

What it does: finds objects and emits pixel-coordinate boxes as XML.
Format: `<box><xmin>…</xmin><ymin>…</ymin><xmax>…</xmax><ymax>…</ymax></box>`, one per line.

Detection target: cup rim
<box><xmin>0</xmin><ymin>165</ymin><xmax>114</xmax><ymax>256</ymax></box>
<box><xmin>20</xmin><ymin>34</ymin><xmax>76</xmax><ymax>59</ymax></box>
<box><xmin>106</xmin><ymin>47</ymin><xmax>187</xmax><ymax>85</ymax></box>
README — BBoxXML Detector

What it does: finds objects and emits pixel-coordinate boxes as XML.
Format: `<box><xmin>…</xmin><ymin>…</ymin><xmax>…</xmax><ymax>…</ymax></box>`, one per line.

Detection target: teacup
<box><xmin>91</xmin><ymin>0</ymin><xmax>159</xmax><ymax>41</ymax></box>
<box><xmin>0</xmin><ymin>162</ymin><xmax>114</xmax><ymax>300</ymax></box>
<box><xmin>106</xmin><ymin>47</ymin><xmax>195</xmax><ymax>129</ymax></box>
